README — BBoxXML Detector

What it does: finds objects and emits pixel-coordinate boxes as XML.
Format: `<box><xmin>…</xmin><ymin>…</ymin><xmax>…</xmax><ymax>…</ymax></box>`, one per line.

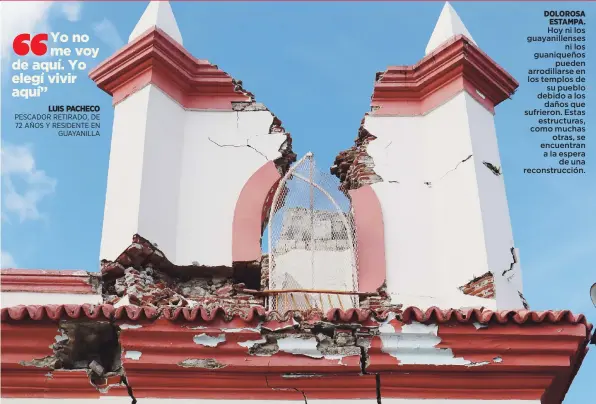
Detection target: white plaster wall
<box><xmin>464</xmin><ymin>94</ymin><xmax>523</xmax><ymax>309</ymax></box>
<box><xmin>136</xmin><ymin>86</ymin><xmax>185</xmax><ymax>262</ymax></box>
<box><xmin>1</xmin><ymin>292</ymin><xmax>102</xmax><ymax>307</ymax></box>
<box><xmin>101</xmin><ymin>84</ymin><xmax>287</xmax><ymax>266</ymax></box>
<box><xmin>365</xmin><ymin>91</ymin><xmax>521</xmax><ymax>310</ymax></box>
<box><xmin>272</xmin><ymin>249</ymin><xmax>356</xmax><ymax>309</ymax></box>
<box><xmin>100</xmin><ymin>84</ymin><xmax>184</xmax><ymax>262</ymax></box>
<box><xmin>100</xmin><ymin>86</ymin><xmax>149</xmax><ymax>262</ymax></box>
<box><xmin>177</xmin><ymin>110</ymin><xmax>286</xmax><ymax>266</ymax></box>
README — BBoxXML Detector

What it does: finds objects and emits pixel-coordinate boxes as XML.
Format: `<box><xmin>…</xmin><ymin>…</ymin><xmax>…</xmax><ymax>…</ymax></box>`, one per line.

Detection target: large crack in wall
<box><xmin>230</xmin><ymin>100</ymin><xmax>297</xmax><ymax>176</ymax></box>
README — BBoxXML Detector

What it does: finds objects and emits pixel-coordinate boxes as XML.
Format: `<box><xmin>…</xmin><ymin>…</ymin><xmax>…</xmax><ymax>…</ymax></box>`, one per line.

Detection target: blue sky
<box><xmin>1</xmin><ymin>1</ymin><xmax>594</xmax><ymax>401</ymax></box>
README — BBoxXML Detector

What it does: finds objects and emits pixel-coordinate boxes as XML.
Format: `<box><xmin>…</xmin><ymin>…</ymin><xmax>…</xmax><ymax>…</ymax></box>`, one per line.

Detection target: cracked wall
<box><xmin>331</xmin><ymin>90</ymin><xmax>524</xmax><ymax>310</ymax></box>
<box><xmin>178</xmin><ymin>103</ymin><xmax>294</xmax><ymax>268</ymax></box>
<box><xmin>101</xmin><ymin>83</ymin><xmax>295</xmax><ymax>270</ymax></box>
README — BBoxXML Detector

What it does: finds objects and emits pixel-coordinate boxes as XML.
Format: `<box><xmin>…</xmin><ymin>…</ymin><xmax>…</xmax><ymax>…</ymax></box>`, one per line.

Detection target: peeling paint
<box><xmin>379</xmin><ymin>320</ymin><xmax>485</xmax><ymax>366</ymax></box>
<box><xmin>193</xmin><ymin>333</ymin><xmax>226</xmax><ymax>347</ymax></box>
<box><xmin>124</xmin><ymin>351</ymin><xmax>142</xmax><ymax>360</ymax></box>
<box><xmin>119</xmin><ymin>324</ymin><xmax>143</xmax><ymax>330</ymax></box>
<box><xmin>246</xmin><ymin>336</ymin><xmax>280</xmax><ymax>356</ymax></box>
<box><xmin>473</xmin><ymin>322</ymin><xmax>488</xmax><ymax>329</ymax></box>
<box><xmin>467</xmin><ymin>361</ymin><xmax>490</xmax><ymax>367</ymax></box>
<box><xmin>238</xmin><ymin>337</ymin><xmax>267</xmax><ymax>349</ymax></box>
<box><xmin>186</xmin><ymin>325</ymin><xmax>208</xmax><ymax>330</ymax></box>
<box><xmin>178</xmin><ymin>358</ymin><xmax>227</xmax><ymax>369</ymax></box>
<box><xmin>278</xmin><ymin>336</ymin><xmax>323</xmax><ymax>359</ymax></box>
<box><xmin>221</xmin><ymin>324</ymin><xmax>262</xmax><ymax>333</ymax></box>
<box><xmin>54</xmin><ymin>330</ymin><xmax>69</xmax><ymax>343</ymax></box>
<box><xmin>493</xmin><ymin>356</ymin><xmax>503</xmax><ymax>363</ymax></box>
<box><xmin>19</xmin><ymin>356</ymin><xmax>58</xmax><ymax>368</ymax></box>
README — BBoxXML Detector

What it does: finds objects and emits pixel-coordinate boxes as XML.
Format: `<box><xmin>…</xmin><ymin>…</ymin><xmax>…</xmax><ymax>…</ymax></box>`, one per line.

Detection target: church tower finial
<box><xmin>129</xmin><ymin>0</ymin><xmax>183</xmax><ymax>45</ymax></box>
<box><xmin>426</xmin><ymin>2</ymin><xmax>475</xmax><ymax>54</ymax></box>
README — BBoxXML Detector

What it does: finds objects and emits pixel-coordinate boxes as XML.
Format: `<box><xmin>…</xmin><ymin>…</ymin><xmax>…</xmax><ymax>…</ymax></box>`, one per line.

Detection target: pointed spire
<box><xmin>129</xmin><ymin>0</ymin><xmax>183</xmax><ymax>45</ymax></box>
<box><xmin>425</xmin><ymin>2</ymin><xmax>475</xmax><ymax>55</ymax></box>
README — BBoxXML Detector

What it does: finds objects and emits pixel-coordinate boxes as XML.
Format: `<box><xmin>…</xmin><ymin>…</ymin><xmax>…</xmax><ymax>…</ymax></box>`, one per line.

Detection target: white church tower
<box><xmin>334</xmin><ymin>2</ymin><xmax>525</xmax><ymax>310</ymax></box>
<box><xmin>90</xmin><ymin>1</ymin><xmax>295</xmax><ymax>275</ymax></box>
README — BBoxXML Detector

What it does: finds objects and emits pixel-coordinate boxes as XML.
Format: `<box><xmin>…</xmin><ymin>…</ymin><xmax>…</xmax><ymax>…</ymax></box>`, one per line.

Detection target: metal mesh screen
<box><xmin>267</xmin><ymin>153</ymin><xmax>359</xmax><ymax>312</ymax></box>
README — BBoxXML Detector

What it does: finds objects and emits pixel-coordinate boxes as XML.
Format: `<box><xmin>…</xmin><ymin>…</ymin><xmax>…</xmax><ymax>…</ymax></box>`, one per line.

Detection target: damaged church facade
<box><xmin>0</xmin><ymin>2</ymin><xmax>592</xmax><ymax>403</ymax></box>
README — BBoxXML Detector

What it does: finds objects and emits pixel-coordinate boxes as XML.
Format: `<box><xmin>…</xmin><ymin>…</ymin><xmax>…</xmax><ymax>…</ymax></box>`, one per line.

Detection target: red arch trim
<box><xmin>232</xmin><ymin>161</ymin><xmax>281</xmax><ymax>263</ymax></box>
<box><xmin>349</xmin><ymin>185</ymin><xmax>386</xmax><ymax>293</ymax></box>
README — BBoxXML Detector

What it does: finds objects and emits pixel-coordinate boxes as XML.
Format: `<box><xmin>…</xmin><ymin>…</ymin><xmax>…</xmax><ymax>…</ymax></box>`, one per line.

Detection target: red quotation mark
<box><xmin>13</xmin><ymin>33</ymin><xmax>48</xmax><ymax>56</ymax></box>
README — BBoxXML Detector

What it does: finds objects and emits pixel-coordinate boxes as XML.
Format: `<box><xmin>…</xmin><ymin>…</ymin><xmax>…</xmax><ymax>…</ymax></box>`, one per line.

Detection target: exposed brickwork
<box><xmin>459</xmin><ymin>272</ymin><xmax>495</xmax><ymax>299</ymax></box>
<box><xmin>330</xmin><ymin>126</ymin><xmax>382</xmax><ymax>191</ymax></box>
<box><xmin>103</xmin><ymin>265</ymin><xmax>264</xmax><ymax>310</ymax></box>
<box><xmin>101</xmin><ymin>234</ymin><xmax>264</xmax><ymax>309</ymax></box>
<box><xmin>100</xmin><ymin>234</ymin><xmax>233</xmax><ymax>280</ymax></box>
<box><xmin>359</xmin><ymin>281</ymin><xmax>393</xmax><ymax>310</ymax></box>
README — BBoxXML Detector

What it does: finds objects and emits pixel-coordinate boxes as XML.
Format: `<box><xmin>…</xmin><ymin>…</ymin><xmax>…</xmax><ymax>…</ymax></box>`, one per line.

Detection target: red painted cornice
<box><xmin>89</xmin><ymin>28</ymin><xmax>252</xmax><ymax>109</ymax></box>
<box><xmin>1</xmin><ymin>309</ymin><xmax>590</xmax><ymax>400</ymax></box>
<box><xmin>0</xmin><ymin>269</ymin><xmax>98</xmax><ymax>294</ymax></box>
<box><xmin>371</xmin><ymin>35</ymin><xmax>519</xmax><ymax>115</ymax></box>
<box><xmin>368</xmin><ymin>319</ymin><xmax>589</xmax><ymax>402</ymax></box>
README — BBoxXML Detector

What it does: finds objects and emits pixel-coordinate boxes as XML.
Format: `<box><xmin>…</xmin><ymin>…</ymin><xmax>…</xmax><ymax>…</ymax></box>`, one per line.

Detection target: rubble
<box><xmin>330</xmin><ymin>126</ymin><xmax>382</xmax><ymax>191</ymax></box>
<box><xmin>101</xmin><ymin>234</ymin><xmax>264</xmax><ymax>310</ymax></box>
<box><xmin>459</xmin><ymin>272</ymin><xmax>495</xmax><ymax>299</ymax></box>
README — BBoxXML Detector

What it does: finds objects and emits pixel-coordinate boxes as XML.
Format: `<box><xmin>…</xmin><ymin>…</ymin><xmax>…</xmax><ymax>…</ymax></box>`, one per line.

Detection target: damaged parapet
<box><xmin>101</xmin><ymin>234</ymin><xmax>264</xmax><ymax>311</ymax></box>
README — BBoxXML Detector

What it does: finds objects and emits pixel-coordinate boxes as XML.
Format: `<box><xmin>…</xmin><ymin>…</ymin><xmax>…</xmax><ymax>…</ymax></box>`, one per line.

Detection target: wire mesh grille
<box><xmin>267</xmin><ymin>153</ymin><xmax>359</xmax><ymax>312</ymax></box>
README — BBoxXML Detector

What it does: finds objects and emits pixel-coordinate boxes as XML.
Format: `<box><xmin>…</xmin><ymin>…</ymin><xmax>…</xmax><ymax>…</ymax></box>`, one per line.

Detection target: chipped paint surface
<box><xmin>54</xmin><ymin>330</ymin><xmax>69</xmax><ymax>343</ymax></box>
<box><xmin>193</xmin><ymin>333</ymin><xmax>226</xmax><ymax>347</ymax></box>
<box><xmin>221</xmin><ymin>324</ymin><xmax>262</xmax><ymax>333</ymax></box>
<box><xmin>282</xmin><ymin>373</ymin><xmax>324</xmax><ymax>378</ymax></box>
<box><xmin>379</xmin><ymin>318</ymin><xmax>484</xmax><ymax>367</ymax></box>
<box><xmin>277</xmin><ymin>335</ymin><xmax>323</xmax><ymax>359</ymax></box>
<box><xmin>124</xmin><ymin>350</ymin><xmax>142</xmax><ymax>360</ymax></box>
<box><xmin>237</xmin><ymin>337</ymin><xmax>267</xmax><ymax>349</ymax></box>
<box><xmin>119</xmin><ymin>323</ymin><xmax>143</xmax><ymax>330</ymax></box>
<box><xmin>178</xmin><ymin>358</ymin><xmax>227</xmax><ymax>369</ymax></box>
